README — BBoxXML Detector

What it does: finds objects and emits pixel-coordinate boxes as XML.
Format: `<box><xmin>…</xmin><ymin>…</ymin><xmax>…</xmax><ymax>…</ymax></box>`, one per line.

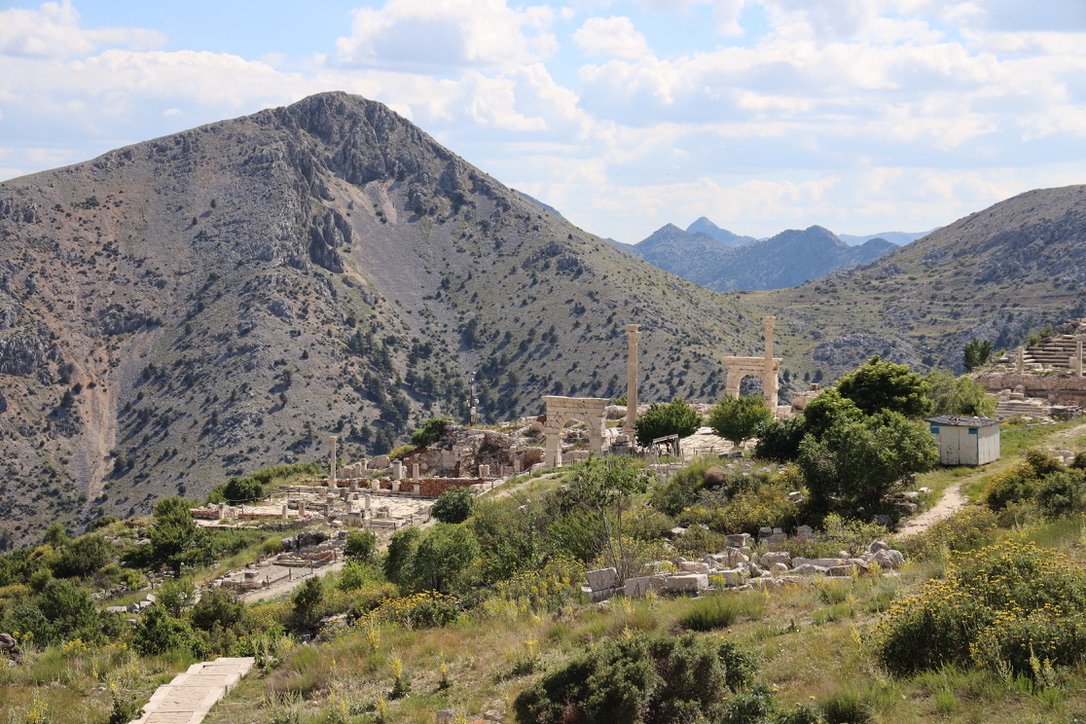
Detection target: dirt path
<box><xmin>898</xmin><ymin>421</ymin><xmax>1086</xmax><ymax>537</ymax></box>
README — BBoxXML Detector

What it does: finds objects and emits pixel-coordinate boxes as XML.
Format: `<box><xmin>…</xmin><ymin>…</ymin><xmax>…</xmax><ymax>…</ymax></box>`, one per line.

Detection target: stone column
<box><xmin>392</xmin><ymin>480</ymin><xmax>401</xmax><ymax>494</ymax></box>
<box><xmin>479</xmin><ymin>464</ymin><xmax>490</xmax><ymax>478</ymax></box>
<box><xmin>364</xmin><ymin>494</ymin><xmax>371</xmax><ymax>517</ymax></box>
<box><xmin>1016</xmin><ymin>347</ymin><xmax>1024</xmax><ymax>374</ymax></box>
<box><xmin>763</xmin><ymin>317</ymin><xmax>779</xmax><ymax>409</ymax></box>
<box><xmin>624</xmin><ymin>324</ymin><xmax>641</xmax><ymax>435</ymax></box>
<box><xmin>297</xmin><ymin>500</ymin><xmax>306</xmax><ymax>516</ymax></box>
<box><xmin>370</xmin><ymin>479</ymin><xmax>379</xmax><ymax>491</ymax></box>
<box><xmin>412</xmin><ymin>483</ymin><xmax>421</xmax><ymax>496</ymax></box>
<box><xmin>1077</xmin><ymin>341</ymin><xmax>1084</xmax><ymax>378</ymax></box>
<box><xmin>392</xmin><ymin>460</ymin><xmax>403</xmax><ymax>480</ymax></box>
<box><xmin>411</xmin><ymin>463</ymin><xmax>420</xmax><ymax>480</ymax></box>
<box><xmin>329</xmin><ymin>436</ymin><xmax>338</xmax><ymax>493</ymax></box>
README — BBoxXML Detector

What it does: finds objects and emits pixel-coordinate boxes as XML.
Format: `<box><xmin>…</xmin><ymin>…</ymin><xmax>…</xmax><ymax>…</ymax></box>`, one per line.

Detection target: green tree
<box><xmin>34</xmin><ymin>578</ymin><xmax>101</xmax><ymax>645</ymax></box>
<box><xmin>925</xmin><ymin>370</ymin><xmax>997</xmax><ymax>417</ymax></box>
<box><xmin>707</xmin><ymin>394</ymin><xmax>773</xmax><ymax>449</ymax></box>
<box><xmin>383</xmin><ymin>527</ymin><xmax>421</xmax><ymax>587</ymax></box>
<box><xmin>410</xmin><ymin>417</ymin><xmax>452</xmax><ymax>448</ymax></box>
<box><xmin>431</xmin><ymin>486</ymin><xmax>476</xmax><ymax>524</ymax></box>
<box><xmin>566</xmin><ymin>458</ymin><xmax>653</xmax><ymax>579</ymax></box>
<box><xmin>797</xmin><ymin>411</ymin><xmax>938</xmax><ymax>511</ymax></box>
<box><xmin>222</xmin><ymin>476</ymin><xmax>264</xmax><ymax>504</ymax></box>
<box><xmin>344</xmin><ymin>529</ymin><xmax>378</xmax><ymax>563</ymax></box>
<box><xmin>962</xmin><ymin>338</ymin><xmax>993</xmax><ymax>371</ymax></box>
<box><xmin>633</xmin><ymin>398</ymin><xmax>703</xmax><ymax>448</ymax></box>
<box><xmin>290</xmin><ymin>576</ymin><xmax>325</xmax><ymax>632</ymax></box>
<box><xmin>408</xmin><ymin>523</ymin><xmax>480</xmax><ymax>594</ymax></box>
<box><xmin>752</xmin><ymin>416</ymin><xmax>807</xmax><ymax>463</ymax></box>
<box><xmin>835</xmin><ymin>356</ymin><xmax>933</xmax><ymax>418</ymax></box>
<box><xmin>148</xmin><ymin>496</ymin><xmax>209</xmax><ymax>577</ymax></box>
<box><xmin>799</xmin><ymin>388</ymin><xmax>863</xmax><ymax>438</ymax></box>
<box><xmin>52</xmin><ymin>534</ymin><xmax>112</xmax><ymax>579</ymax></box>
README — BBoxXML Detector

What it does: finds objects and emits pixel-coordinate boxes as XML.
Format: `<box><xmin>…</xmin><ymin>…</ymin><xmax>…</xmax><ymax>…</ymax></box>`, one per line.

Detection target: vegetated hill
<box><xmin>747</xmin><ymin>185</ymin><xmax>1086</xmax><ymax>382</ymax></box>
<box><xmin>626</xmin><ymin>223</ymin><xmax>896</xmax><ymax>291</ymax></box>
<box><xmin>0</xmin><ymin>91</ymin><xmax>768</xmax><ymax>546</ymax></box>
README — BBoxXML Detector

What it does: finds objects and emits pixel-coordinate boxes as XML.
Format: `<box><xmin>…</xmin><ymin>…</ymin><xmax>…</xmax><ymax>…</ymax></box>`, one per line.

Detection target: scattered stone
<box><xmin>586</xmin><ymin>567</ymin><xmax>620</xmax><ymax>592</ymax></box>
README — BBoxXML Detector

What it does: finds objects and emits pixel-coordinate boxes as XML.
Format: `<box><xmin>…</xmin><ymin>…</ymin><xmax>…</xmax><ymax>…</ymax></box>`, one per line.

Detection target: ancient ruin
<box><xmin>723</xmin><ymin>316</ymin><xmax>782</xmax><ymax>410</ymax></box>
<box><xmin>623</xmin><ymin>324</ymin><xmax>642</xmax><ymax>435</ymax></box>
<box><xmin>543</xmin><ymin>396</ymin><xmax>611</xmax><ymax>467</ymax></box>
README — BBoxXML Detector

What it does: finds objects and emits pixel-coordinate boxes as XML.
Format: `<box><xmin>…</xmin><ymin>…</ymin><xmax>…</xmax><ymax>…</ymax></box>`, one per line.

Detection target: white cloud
<box><xmin>573</xmin><ymin>16</ymin><xmax>650</xmax><ymax>59</ymax></box>
<box><xmin>0</xmin><ymin>0</ymin><xmax>164</xmax><ymax>58</ymax></box>
<box><xmin>335</xmin><ymin>0</ymin><xmax>558</xmax><ymax>71</ymax></box>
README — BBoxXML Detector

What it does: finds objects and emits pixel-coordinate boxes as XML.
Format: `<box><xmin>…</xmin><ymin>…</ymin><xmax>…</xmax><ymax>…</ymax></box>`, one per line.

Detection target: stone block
<box><xmin>718</xmin><ymin>569</ymin><xmax>746</xmax><ymax>587</ymax></box>
<box><xmin>679</xmin><ymin>561</ymin><xmax>710</xmax><ymax>574</ymax></box>
<box><xmin>662</xmin><ymin>573</ymin><xmax>709</xmax><ymax>592</ymax></box>
<box><xmin>586</xmin><ymin>567</ymin><xmax>620</xmax><ymax>592</ymax></box>
<box><xmin>759</xmin><ymin>551</ymin><xmax>792</xmax><ymax>568</ymax></box>
<box><xmin>791</xmin><ymin>557</ymin><xmax>846</xmax><ymax>569</ymax></box>
<box><xmin>872</xmin><ymin>549</ymin><xmax>905</xmax><ymax>569</ymax></box>
<box><xmin>726</xmin><ymin>533</ymin><xmax>752</xmax><ymax>548</ymax></box>
<box><xmin>624</xmin><ymin>575</ymin><xmax>667</xmax><ymax>597</ymax></box>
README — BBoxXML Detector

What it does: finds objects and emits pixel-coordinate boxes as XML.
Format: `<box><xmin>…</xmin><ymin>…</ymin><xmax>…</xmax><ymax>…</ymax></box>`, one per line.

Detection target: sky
<box><xmin>2</xmin><ymin>1</ymin><xmax>1086</xmax><ymax>242</ymax></box>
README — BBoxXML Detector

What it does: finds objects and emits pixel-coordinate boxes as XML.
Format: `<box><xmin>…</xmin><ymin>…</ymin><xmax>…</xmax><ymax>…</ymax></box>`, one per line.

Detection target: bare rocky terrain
<box><xmin>0</xmin><ymin>92</ymin><xmax>762</xmax><ymax>546</ymax></box>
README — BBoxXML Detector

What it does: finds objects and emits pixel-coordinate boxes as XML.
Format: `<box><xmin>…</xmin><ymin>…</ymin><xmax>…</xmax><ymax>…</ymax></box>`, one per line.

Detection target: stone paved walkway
<box><xmin>131</xmin><ymin>657</ymin><xmax>255</xmax><ymax>724</ymax></box>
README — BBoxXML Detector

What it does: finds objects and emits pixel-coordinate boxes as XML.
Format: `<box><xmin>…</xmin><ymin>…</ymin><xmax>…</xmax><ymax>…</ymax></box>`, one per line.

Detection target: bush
<box><xmin>633</xmin><ymin>398</ymin><xmax>703</xmax><ymax>448</ymax></box>
<box><xmin>753</xmin><ymin>416</ymin><xmax>807</xmax><ymax>463</ymax></box>
<box><xmin>895</xmin><ymin>506</ymin><xmax>998</xmax><ymax>561</ymax></box>
<box><xmin>513</xmin><ymin>632</ymin><xmax>758</xmax><ymax>724</ymax></box>
<box><xmin>344</xmin><ymin>530</ymin><xmax>377</xmax><ymax>563</ymax></box>
<box><xmin>410</xmin><ymin>417</ymin><xmax>451</xmax><ymax>448</ymax></box>
<box><xmin>358</xmin><ymin>591</ymin><xmax>461</xmax><ymax>629</ymax></box>
<box><xmin>874</xmin><ymin>540</ymin><xmax>1086</xmax><ymax>676</ymax></box>
<box><xmin>983</xmin><ymin>449</ymin><xmax>1086</xmax><ymax>519</ymax></box>
<box><xmin>52</xmin><ymin>534</ymin><xmax>112</xmax><ymax>579</ymax></box>
<box><xmin>678</xmin><ymin>592</ymin><xmax>766</xmax><ymax>631</ymax></box>
<box><xmin>223</xmin><ymin>476</ymin><xmax>265</xmax><ymax>504</ymax></box>
<box><xmin>708</xmin><ymin>395</ymin><xmax>773</xmax><ymax>448</ymax></box>
<box><xmin>431</xmin><ymin>486</ymin><xmax>476</xmax><ymax>524</ymax></box>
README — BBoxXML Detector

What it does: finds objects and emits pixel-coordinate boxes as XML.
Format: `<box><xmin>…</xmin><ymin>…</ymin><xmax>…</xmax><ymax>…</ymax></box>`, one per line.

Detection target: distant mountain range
<box><xmin>620</xmin><ymin>221</ymin><xmax>900</xmax><ymax>291</ymax></box>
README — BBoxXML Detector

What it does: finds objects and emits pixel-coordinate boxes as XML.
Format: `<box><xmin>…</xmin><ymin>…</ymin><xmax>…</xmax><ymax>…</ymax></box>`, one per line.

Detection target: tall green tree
<box><xmin>707</xmin><ymin>394</ymin><xmax>773</xmax><ymax>449</ymax></box>
<box><xmin>408</xmin><ymin>524</ymin><xmax>480</xmax><ymax>594</ymax></box>
<box><xmin>148</xmin><ymin>497</ymin><xmax>208</xmax><ymax>577</ymax></box>
<box><xmin>835</xmin><ymin>356</ymin><xmax>933</xmax><ymax>418</ymax></box>
<box><xmin>925</xmin><ymin>370</ymin><xmax>997</xmax><ymax>417</ymax></box>
<box><xmin>963</xmin><ymin>338</ymin><xmax>993</xmax><ymax>371</ymax></box>
<box><xmin>797</xmin><ymin>411</ymin><xmax>938</xmax><ymax>510</ymax></box>
<box><xmin>633</xmin><ymin>398</ymin><xmax>703</xmax><ymax>448</ymax></box>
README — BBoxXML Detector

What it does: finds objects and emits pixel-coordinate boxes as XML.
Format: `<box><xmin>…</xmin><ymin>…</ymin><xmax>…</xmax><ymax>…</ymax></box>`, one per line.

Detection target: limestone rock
<box><xmin>586</xmin><ymin>567</ymin><xmax>620</xmax><ymax>592</ymax></box>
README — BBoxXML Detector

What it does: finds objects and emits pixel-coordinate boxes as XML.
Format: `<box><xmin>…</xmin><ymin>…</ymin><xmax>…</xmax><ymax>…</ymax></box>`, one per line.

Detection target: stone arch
<box><xmin>723</xmin><ymin>357</ymin><xmax>780</xmax><ymax>408</ymax></box>
<box><xmin>543</xmin><ymin>396</ymin><xmax>610</xmax><ymax>467</ymax></box>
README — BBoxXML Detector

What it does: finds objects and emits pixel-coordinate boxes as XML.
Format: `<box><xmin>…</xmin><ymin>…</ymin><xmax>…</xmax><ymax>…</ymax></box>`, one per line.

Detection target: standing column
<box><xmin>763</xmin><ymin>317</ymin><xmax>779</xmax><ymax>410</ymax></box>
<box><xmin>1077</xmin><ymin>340</ymin><xmax>1084</xmax><ymax>378</ymax></box>
<box><xmin>624</xmin><ymin>324</ymin><xmax>642</xmax><ymax>435</ymax></box>
<box><xmin>328</xmin><ymin>436</ymin><xmax>338</xmax><ymax>493</ymax></box>
<box><xmin>1016</xmin><ymin>347</ymin><xmax>1025</xmax><ymax>374</ymax></box>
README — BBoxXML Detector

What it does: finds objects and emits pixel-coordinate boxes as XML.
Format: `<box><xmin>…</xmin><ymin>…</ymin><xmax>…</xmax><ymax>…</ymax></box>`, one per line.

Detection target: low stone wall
<box><xmin>979</xmin><ymin>373</ymin><xmax>1086</xmax><ymax>405</ymax></box>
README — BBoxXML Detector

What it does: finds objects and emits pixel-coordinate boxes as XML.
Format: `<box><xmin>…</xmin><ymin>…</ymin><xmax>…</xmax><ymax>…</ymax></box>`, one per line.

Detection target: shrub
<box><xmin>873</xmin><ymin>539</ymin><xmax>1086</xmax><ymax>676</ymax></box>
<box><xmin>753</xmin><ymin>416</ymin><xmax>807</xmax><ymax>463</ymax></box>
<box><xmin>52</xmin><ymin>534</ymin><xmax>112</xmax><ymax>579</ymax></box>
<box><xmin>678</xmin><ymin>592</ymin><xmax>767</xmax><ymax>632</ymax></box>
<box><xmin>223</xmin><ymin>476</ymin><xmax>265</xmax><ymax>504</ymax></box>
<box><xmin>513</xmin><ymin>632</ymin><xmax>758</xmax><ymax>724</ymax></box>
<box><xmin>633</xmin><ymin>398</ymin><xmax>703</xmax><ymax>448</ymax></box>
<box><xmin>431</xmin><ymin>486</ymin><xmax>476</xmax><ymax>524</ymax></box>
<box><xmin>344</xmin><ymin>530</ymin><xmax>377</xmax><ymax>563</ymax></box>
<box><xmin>410</xmin><ymin>417</ymin><xmax>451</xmax><ymax>448</ymax></box>
<box><xmin>896</xmin><ymin>506</ymin><xmax>998</xmax><ymax>561</ymax></box>
<box><xmin>708</xmin><ymin>394</ymin><xmax>773</xmax><ymax>448</ymax></box>
<box><xmin>358</xmin><ymin>591</ymin><xmax>461</xmax><ymax>629</ymax></box>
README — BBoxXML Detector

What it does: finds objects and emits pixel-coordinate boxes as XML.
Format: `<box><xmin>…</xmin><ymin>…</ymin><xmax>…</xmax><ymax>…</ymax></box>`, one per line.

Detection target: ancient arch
<box><xmin>723</xmin><ymin>317</ymin><xmax>781</xmax><ymax>409</ymax></box>
<box><xmin>543</xmin><ymin>396</ymin><xmax>610</xmax><ymax>467</ymax></box>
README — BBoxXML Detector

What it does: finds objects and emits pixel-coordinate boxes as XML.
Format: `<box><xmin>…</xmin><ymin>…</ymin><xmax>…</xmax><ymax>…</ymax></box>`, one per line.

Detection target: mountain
<box><xmin>750</xmin><ymin>185</ymin><xmax>1086</xmax><ymax>379</ymax></box>
<box><xmin>621</xmin><ymin>224</ymin><xmax>738</xmax><ymax>287</ymax></box>
<box><xmin>838</xmin><ymin>230</ymin><xmax>931</xmax><ymax>246</ymax></box>
<box><xmin>0</xmin><ymin>92</ymin><xmax>766</xmax><ymax>546</ymax></box>
<box><xmin>685</xmin><ymin>217</ymin><xmax>757</xmax><ymax>247</ymax></box>
<box><xmin>625</xmin><ymin>223</ymin><xmax>896</xmax><ymax>291</ymax></box>
<box><xmin>706</xmin><ymin>226</ymin><xmax>896</xmax><ymax>291</ymax></box>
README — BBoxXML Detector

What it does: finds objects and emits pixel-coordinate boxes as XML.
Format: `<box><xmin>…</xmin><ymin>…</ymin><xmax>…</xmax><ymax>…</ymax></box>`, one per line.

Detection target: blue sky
<box><xmin>2</xmin><ymin>1</ymin><xmax>1085</xmax><ymax>242</ymax></box>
